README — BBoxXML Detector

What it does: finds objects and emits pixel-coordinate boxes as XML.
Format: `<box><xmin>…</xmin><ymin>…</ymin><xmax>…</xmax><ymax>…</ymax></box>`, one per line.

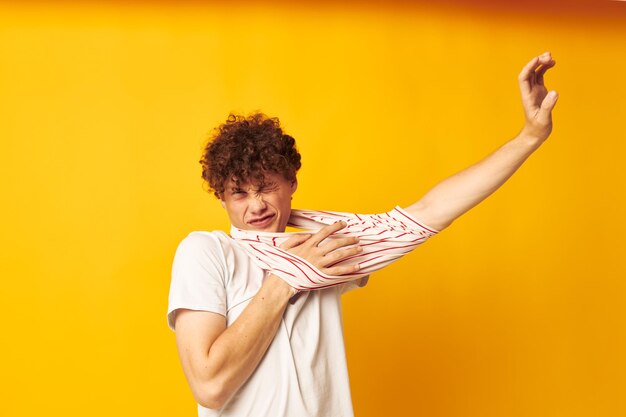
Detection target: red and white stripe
<box><xmin>230</xmin><ymin>206</ymin><xmax>439</xmax><ymax>291</ymax></box>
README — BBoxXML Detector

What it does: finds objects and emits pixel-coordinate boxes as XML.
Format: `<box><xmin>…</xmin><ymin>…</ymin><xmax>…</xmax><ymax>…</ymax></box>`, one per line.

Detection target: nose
<box><xmin>248</xmin><ymin>194</ymin><xmax>267</xmax><ymax>214</ymax></box>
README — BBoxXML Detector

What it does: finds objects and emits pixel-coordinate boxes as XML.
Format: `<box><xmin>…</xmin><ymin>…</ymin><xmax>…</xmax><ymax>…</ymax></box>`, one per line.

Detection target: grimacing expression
<box><xmin>220</xmin><ymin>172</ymin><xmax>297</xmax><ymax>233</ymax></box>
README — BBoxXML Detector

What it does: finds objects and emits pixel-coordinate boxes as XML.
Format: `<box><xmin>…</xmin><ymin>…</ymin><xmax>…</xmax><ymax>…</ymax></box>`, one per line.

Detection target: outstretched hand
<box><xmin>518</xmin><ymin>52</ymin><xmax>558</xmax><ymax>143</ymax></box>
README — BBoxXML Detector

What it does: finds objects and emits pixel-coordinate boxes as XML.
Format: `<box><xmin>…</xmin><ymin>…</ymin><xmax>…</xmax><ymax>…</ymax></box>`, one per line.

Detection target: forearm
<box><xmin>404</xmin><ymin>53</ymin><xmax>558</xmax><ymax>231</ymax></box>
<box><xmin>406</xmin><ymin>131</ymin><xmax>543</xmax><ymax>230</ymax></box>
<box><xmin>199</xmin><ymin>275</ymin><xmax>292</xmax><ymax>408</ymax></box>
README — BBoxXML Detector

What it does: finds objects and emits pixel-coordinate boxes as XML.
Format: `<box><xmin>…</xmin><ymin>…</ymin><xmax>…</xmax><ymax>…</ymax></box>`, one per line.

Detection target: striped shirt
<box><xmin>229</xmin><ymin>206</ymin><xmax>439</xmax><ymax>290</ymax></box>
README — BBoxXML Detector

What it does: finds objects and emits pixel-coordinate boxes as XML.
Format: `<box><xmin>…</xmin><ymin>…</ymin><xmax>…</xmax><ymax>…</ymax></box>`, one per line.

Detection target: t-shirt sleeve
<box><xmin>167</xmin><ymin>232</ymin><xmax>228</xmax><ymax>331</ymax></box>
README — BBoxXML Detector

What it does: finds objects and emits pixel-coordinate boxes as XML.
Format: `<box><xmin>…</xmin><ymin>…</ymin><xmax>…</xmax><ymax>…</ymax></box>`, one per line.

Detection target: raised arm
<box><xmin>405</xmin><ymin>52</ymin><xmax>558</xmax><ymax>231</ymax></box>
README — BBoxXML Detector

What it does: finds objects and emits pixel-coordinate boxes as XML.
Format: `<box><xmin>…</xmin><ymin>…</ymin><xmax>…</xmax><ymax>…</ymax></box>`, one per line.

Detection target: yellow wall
<box><xmin>1</xmin><ymin>1</ymin><xmax>624</xmax><ymax>416</ymax></box>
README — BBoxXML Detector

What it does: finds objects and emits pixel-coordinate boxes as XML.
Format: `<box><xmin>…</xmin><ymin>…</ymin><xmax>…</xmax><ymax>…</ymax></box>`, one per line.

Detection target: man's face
<box><xmin>220</xmin><ymin>172</ymin><xmax>297</xmax><ymax>233</ymax></box>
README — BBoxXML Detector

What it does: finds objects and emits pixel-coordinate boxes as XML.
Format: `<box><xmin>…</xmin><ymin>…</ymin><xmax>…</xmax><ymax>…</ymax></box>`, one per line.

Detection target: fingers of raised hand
<box><xmin>518</xmin><ymin>52</ymin><xmax>555</xmax><ymax>90</ymax></box>
<box><xmin>538</xmin><ymin>91</ymin><xmax>559</xmax><ymax>120</ymax></box>
<box><xmin>518</xmin><ymin>56</ymin><xmax>540</xmax><ymax>84</ymax></box>
<box><xmin>536</xmin><ymin>59</ymin><xmax>555</xmax><ymax>85</ymax></box>
<box><xmin>536</xmin><ymin>57</ymin><xmax>555</xmax><ymax>77</ymax></box>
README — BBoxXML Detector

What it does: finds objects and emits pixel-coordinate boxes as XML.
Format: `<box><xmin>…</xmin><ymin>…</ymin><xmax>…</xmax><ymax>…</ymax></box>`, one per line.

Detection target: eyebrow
<box><xmin>228</xmin><ymin>178</ymin><xmax>280</xmax><ymax>196</ymax></box>
<box><xmin>231</xmin><ymin>181</ymin><xmax>277</xmax><ymax>191</ymax></box>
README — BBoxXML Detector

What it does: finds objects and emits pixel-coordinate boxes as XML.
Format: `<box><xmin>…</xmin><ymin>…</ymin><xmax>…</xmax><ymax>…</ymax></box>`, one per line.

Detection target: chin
<box><xmin>262</xmin><ymin>222</ymin><xmax>281</xmax><ymax>233</ymax></box>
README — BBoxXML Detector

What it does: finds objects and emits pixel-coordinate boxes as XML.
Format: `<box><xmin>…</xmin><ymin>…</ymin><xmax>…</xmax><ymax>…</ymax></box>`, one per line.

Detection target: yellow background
<box><xmin>1</xmin><ymin>1</ymin><xmax>625</xmax><ymax>416</ymax></box>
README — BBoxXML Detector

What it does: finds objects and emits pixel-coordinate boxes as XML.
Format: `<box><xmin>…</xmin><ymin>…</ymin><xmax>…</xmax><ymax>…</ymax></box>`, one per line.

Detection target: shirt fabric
<box><xmin>230</xmin><ymin>205</ymin><xmax>439</xmax><ymax>290</ymax></box>
<box><xmin>167</xmin><ymin>206</ymin><xmax>439</xmax><ymax>416</ymax></box>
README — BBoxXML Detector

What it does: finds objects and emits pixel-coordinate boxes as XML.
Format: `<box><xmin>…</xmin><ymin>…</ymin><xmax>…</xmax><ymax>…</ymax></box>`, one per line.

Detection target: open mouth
<box><xmin>248</xmin><ymin>213</ymin><xmax>276</xmax><ymax>228</ymax></box>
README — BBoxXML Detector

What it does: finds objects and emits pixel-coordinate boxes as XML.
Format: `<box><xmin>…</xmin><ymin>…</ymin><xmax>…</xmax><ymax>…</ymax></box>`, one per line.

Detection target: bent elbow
<box><xmin>196</xmin><ymin>382</ymin><xmax>229</xmax><ymax>410</ymax></box>
<box><xmin>198</xmin><ymin>396</ymin><xmax>224</xmax><ymax>410</ymax></box>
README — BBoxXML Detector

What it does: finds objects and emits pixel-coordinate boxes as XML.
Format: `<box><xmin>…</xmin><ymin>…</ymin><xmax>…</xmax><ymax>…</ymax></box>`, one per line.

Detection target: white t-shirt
<box><xmin>167</xmin><ymin>230</ymin><xmax>367</xmax><ymax>417</ymax></box>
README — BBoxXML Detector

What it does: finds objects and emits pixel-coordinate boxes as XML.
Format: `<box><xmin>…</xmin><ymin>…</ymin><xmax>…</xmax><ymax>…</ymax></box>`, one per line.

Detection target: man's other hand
<box><xmin>279</xmin><ymin>221</ymin><xmax>362</xmax><ymax>276</ymax></box>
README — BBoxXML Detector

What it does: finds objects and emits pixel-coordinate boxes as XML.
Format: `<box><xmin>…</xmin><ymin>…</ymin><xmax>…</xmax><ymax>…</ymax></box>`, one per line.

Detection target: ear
<box><xmin>290</xmin><ymin>179</ymin><xmax>298</xmax><ymax>194</ymax></box>
<box><xmin>220</xmin><ymin>198</ymin><xmax>226</xmax><ymax>209</ymax></box>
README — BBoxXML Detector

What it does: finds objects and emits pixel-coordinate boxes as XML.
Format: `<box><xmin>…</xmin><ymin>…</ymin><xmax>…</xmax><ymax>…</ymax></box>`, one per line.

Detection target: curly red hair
<box><xmin>200</xmin><ymin>112</ymin><xmax>302</xmax><ymax>199</ymax></box>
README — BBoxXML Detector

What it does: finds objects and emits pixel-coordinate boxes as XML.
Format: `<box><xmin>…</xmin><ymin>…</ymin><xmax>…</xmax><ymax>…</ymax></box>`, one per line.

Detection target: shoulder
<box><xmin>168</xmin><ymin>231</ymin><xmax>232</xmax><ymax>330</ymax></box>
<box><xmin>177</xmin><ymin>230</ymin><xmax>221</xmax><ymax>247</ymax></box>
<box><xmin>175</xmin><ymin>230</ymin><xmax>231</xmax><ymax>255</ymax></box>
<box><xmin>173</xmin><ymin>230</ymin><xmax>236</xmax><ymax>269</ymax></box>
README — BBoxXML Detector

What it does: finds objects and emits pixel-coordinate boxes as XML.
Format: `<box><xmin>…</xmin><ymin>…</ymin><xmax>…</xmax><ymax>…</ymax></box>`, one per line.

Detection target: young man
<box><xmin>167</xmin><ymin>52</ymin><xmax>558</xmax><ymax>416</ymax></box>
